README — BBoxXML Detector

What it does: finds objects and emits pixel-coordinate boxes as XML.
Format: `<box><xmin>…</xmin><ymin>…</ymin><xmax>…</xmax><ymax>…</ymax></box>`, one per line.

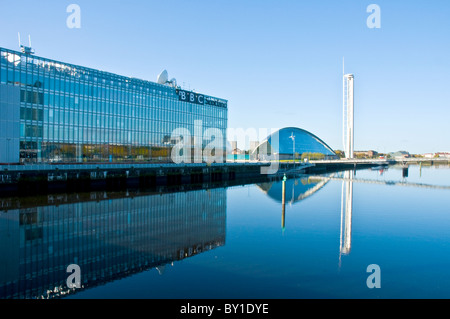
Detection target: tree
<box><xmin>301</xmin><ymin>152</ymin><xmax>325</xmax><ymax>161</ymax></box>
<box><xmin>334</xmin><ymin>150</ymin><xmax>345</xmax><ymax>158</ymax></box>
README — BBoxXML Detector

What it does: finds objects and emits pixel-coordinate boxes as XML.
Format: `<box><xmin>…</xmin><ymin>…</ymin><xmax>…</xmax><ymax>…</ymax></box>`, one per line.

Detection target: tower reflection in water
<box><xmin>258</xmin><ymin>171</ymin><xmax>354</xmax><ymax>266</ymax></box>
<box><xmin>0</xmin><ymin>188</ymin><xmax>226</xmax><ymax>299</ymax></box>
<box><xmin>339</xmin><ymin>170</ymin><xmax>353</xmax><ymax>267</ymax></box>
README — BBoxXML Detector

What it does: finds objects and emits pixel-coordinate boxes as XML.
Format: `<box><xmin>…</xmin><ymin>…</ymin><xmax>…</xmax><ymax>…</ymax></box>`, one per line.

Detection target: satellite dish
<box><xmin>169</xmin><ymin>78</ymin><xmax>177</xmax><ymax>87</ymax></box>
<box><xmin>157</xmin><ymin>69</ymin><xmax>169</xmax><ymax>84</ymax></box>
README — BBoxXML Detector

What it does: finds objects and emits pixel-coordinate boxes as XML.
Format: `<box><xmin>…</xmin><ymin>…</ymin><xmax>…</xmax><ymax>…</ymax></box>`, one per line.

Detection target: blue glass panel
<box><xmin>266</xmin><ymin>127</ymin><xmax>336</xmax><ymax>156</ymax></box>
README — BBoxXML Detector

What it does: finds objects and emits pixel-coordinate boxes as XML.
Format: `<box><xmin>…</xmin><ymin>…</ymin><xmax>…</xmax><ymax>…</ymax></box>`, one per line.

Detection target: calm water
<box><xmin>1</xmin><ymin>164</ymin><xmax>450</xmax><ymax>299</ymax></box>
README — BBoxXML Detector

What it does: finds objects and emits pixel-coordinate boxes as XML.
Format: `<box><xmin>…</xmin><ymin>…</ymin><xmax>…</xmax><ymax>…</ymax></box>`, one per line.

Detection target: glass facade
<box><xmin>0</xmin><ymin>47</ymin><xmax>228</xmax><ymax>164</ymax></box>
<box><xmin>252</xmin><ymin>127</ymin><xmax>338</xmax><ymax>160</ymax></box>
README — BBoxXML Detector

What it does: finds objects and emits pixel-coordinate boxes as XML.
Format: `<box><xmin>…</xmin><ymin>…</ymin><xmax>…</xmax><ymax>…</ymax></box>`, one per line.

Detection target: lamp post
<box><xmin>289</xmin><ymin>132</ymin><xmax>295</xmax><ymax>168</ymax></box>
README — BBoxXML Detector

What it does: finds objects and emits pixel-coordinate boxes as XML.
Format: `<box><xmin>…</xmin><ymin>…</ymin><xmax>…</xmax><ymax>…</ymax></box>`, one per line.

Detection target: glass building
<box><xmin>0</xmin><ymin>47</ymin><xmax>228</xmax><ymax>164</ymax></box>
<box><xmin>252</xmin><ymin>127</ymin><xmax>338</xmax><ymax>160</ymax></box>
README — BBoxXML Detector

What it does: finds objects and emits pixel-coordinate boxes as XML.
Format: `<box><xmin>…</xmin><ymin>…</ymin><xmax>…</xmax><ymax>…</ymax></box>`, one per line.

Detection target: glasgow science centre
<box><xmin>0</xmin><ymin>46</ymin><xmax>335</xmax><ymax>165</ymax></box>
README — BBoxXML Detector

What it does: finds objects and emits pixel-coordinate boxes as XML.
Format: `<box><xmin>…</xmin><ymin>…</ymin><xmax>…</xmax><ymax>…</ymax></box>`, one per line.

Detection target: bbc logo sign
<box><xmin>177</xmin><ymin>89</ymin><xmax>205</xmax><ymax>105</ymax></box>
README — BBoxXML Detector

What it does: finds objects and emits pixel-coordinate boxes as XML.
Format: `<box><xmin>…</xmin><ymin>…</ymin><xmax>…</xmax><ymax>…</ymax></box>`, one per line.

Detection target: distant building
<box><xmin>249</xmin><ymin>141</ymin><xmax>260</xmax><ymax>154</ymax></box>
<box><xmin>367</xmin><ymin>150</ymin><xmax>378</xmax><ymax>158</ymax></box>
<box><xmin>354</xmin><ymin>150</ymin><xmax>378</xmax><ymax>158</ymax></box>
<box><xmin>423</xmin><ymin>152</ymin><xmax>450</xmax><ymax>158</ymax></box>
<box><xmin>229</xmin><ymin>141</ymin><xmax>238</xmax><ymax>153</ymax></box>
<box><xmin>436</xmin><ymin>152</ymin><xmax>450</xmax><ymax>158</ymax></box>
<box><xmin>231</xmin><ymin>148</ymin><xmax>244</xmax><ymax>155</ymax></box>
<box><xmin>390</xmin><ymin>151</ymin><xmax>410</xmax><ymax>159</ymax></box>
<box><xmin>422</xmin><ymin>152</ymin><xmax>450</xmax><ymax>159</ymax></box>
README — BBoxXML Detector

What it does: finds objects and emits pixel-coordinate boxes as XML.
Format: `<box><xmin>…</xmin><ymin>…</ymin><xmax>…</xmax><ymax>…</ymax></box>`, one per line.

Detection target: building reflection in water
<box><xmin>402</xmin><ymin>165</ymin><xmax>409</xmax><ymax>178</ymax></box>
<box><xmin>0</xmin><ymin>188</ymin><xmax>226</xmax><ymax>299</ymax></box>
<box><xmin>257</xmin><ymin>171</ymin><xmax>354</xmax><ymax>267</ymax></box>
<box><xmin>257</xmin><ymin>175</ymin><xmax>331</xmax><ymax>231</ymax></box>
<box><xmin>258</xmin><ymin>176</ymin><xmax>330</xmax><ymax>207</ymax></box>
<box><xmin>339</xmin><ymin>170</ymin><xmax>353</xmax><ymax>267</ymax></box>
<box><xmin>281</xmin><ymin>176</ymin><xmax>286</xmax><ymax>232</ymax></box>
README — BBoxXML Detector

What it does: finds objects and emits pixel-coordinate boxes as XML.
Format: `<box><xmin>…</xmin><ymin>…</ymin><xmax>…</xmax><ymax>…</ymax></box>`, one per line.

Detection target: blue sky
<box><xmin>1</xmin><ymin>0</ymin><xmax>449</xmax><ymax>154</ymax></box>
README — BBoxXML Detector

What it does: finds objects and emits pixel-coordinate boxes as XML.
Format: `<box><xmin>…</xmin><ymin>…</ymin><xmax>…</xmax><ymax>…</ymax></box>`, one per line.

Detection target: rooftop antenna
<box><xmin>18</xmin><ymin>32</ymin><xmax>35</xmax><ymax>55</ymax></box>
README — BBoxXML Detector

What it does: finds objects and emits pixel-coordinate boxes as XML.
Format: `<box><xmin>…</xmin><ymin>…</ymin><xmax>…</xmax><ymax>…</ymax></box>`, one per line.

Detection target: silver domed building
<box><xmin>252</xmin><ymin>127</ymin><xmax>338</xmax><ymax>161</ymax></box>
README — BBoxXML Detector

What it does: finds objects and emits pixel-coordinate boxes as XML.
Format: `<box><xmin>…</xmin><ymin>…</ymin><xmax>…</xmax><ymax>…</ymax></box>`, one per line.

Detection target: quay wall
<box><xmin>0</xmin><ymin>163</ymin><xmax>270</xmax><ymax>196</ymax></box>
<box><xmin>1</xmin><ymin>159</ymin><xmax>428</xmax><ymax>196</ymax></box>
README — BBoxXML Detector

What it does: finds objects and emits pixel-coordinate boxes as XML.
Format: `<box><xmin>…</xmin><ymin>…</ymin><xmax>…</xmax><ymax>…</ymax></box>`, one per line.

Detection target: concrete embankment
<box><xmin>0</xmin><ymin>163</ymin><xmax>272</xmax><ymax>196</ymax></box>
<box><xmin>0</xmin><ymin>160</ymin><xmax>396</xmax><ymax>196</ymax></box>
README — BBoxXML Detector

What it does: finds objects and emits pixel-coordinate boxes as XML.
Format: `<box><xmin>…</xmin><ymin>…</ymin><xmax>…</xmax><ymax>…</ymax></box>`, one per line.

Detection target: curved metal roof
<box><xmin>252</xmin><ymin>127</ymin><xmax>336</xmax><ymax>156</ymax></box>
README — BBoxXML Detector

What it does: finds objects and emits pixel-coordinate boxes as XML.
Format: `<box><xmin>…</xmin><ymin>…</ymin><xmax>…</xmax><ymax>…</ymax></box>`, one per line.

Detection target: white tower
<box><xmin>343</xmin><ymin>71</ymin><xmax>354</xmax><ymax>159</ymax></box>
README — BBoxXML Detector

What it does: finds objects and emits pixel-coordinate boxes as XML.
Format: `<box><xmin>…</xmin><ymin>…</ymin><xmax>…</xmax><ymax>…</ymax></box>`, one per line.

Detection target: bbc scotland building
<box><xmin>0</xmin><ymin>47</ymin><xmax>228</xmax><ymax>164</ymax></box>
